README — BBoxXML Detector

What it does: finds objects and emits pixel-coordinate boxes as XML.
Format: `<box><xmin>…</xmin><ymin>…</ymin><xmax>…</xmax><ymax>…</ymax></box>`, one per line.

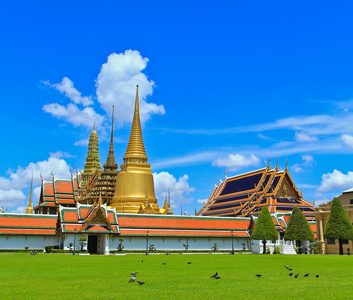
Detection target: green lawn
<box><xmin>0</xmin><ymin>253</ymin><xmax>352</xmax><ymax>299</ymax></box>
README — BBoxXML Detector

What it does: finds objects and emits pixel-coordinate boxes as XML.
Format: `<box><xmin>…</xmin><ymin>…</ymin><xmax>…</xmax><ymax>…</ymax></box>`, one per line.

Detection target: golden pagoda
<box><xmin>26</xmin><ymin>172</ymin><xmax>34</xmax><ymax>214</ymax></box>
<box><xmin>82</xmin><ymin>107</ymin><xmax>118</xmax><ymax>204</ymax></box>
<box><xmin>110</xmin><ymin>85</ymin><xmax>162</xmax><ymax>213</ymax></box>
<box><xmin>79</xmin><ymin>124</ymin><xmax>101</xmax><ymax>196</ymax></box>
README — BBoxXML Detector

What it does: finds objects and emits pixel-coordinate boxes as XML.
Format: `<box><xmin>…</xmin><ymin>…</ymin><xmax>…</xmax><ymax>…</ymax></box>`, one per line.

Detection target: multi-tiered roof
<box><xmin>198</xmin><ymin>161</ymin><xmax>315</xmax><ymax>220</ymax></box>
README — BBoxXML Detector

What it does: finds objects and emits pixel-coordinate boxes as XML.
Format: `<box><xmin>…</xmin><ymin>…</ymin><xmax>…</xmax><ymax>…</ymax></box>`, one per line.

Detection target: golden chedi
<box><xmin>110</xmin><ymin>85</ymin><xmax>160</xmax><ymax>213</ymax></box>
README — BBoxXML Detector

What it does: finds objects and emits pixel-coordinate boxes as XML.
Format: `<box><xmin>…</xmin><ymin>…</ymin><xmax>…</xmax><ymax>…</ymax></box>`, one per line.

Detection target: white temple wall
<box><xmin>109</xmin><ymin>236</ymin><xmax>250</xmax><ymax>251</ymax></box>
<box><xmin>0</xmin><ymin>235</ymin><xmax>59</xmax><ymax>250</ymax></box>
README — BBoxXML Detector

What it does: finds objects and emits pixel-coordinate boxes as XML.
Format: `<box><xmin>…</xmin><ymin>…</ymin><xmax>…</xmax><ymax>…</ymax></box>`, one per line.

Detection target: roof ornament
<box><xmin>93</xmin><ymin>122</ymin><xmax>96</xmax><ymax>131</ymax></box>
<box><xmin>275</xmin><ymin>156</ymin><xmax>279</xmax><ymax>168</ymax></box>
<box><xmin>285</xmin><ymin>157</ymin><xmax>288</xmax><ymax>170</ymax></box>
<box><xmin>219</xmin><ymin>173</ymin><xmax>222</xmax><ymax>183</ymax></box>
<box><xmin>267</xmin><ymin>155</ymin><xmax>270</xmax><ymax>168</ymax></box>
<box><xmin>213</xmin><ymin>178</ymin><xmax>216</xmax><ymax>187</ymax></box>
<box><xmin>224</xmin><ymin>168</ymin><xmax>227</xmax><ymax>179</ymax></box>
<box><xmin>51</xmin><ymin>170</ymin><xmax>55</xmax><ymax>180</ymax></box>
<box><xmin>40</xmin><ymin>173</ymin><xmax>44</xmax><ymax>181</ymax></box>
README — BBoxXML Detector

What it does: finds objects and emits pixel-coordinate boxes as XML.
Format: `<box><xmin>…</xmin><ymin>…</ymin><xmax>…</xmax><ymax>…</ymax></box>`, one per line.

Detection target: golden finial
<box><xmin>98</xmin><ymin>192</ymin><xmax>103</xmax><ymax>206</ymax></box>
<box><xmin>285</xmin><ymin>158</ymin><xmax>288</xmax><ymax>169</ymax></box>
<box><xmin>267</xmin><ymin>155</ymin><xmax>270</xmax><ymax>168</ymax></box>
<box><xmin>93</xmin><ymin>122</ymin><xmax>96</xmax><ymax>131</ymax></box>
<box><xmin>213</xmin><ymin>177</ymin><xmax>216</xmax><ymax>186</ymax></box>
<box><xmin>313</xmin><ymin>199</ymin><xmax>316</xmax><ymax>206</ymax></box>
<box><xmin>26</xmin><ymin>171</ymin><xmax>34</xmax><ymax>214</ymax></box>
<box><xmin>123</xmin><ymin>85</ymin><xmax>148</xmax><ymax>162</ymax></box>
<box><xmin>51</xmin><ymin>171</ymin><xmax>54</xmax><ymax>180</ymax></box>
<box><xmin>224</xmin><ymin>168</ymin><xmax>227</xmax><ymax>179</ymax></box>
<box><xmin>219</xmin><ymin>173</ymin><xmax>222</xmax><ymax>182</ymax></box>
<box><xmin>40</xmin><ymin>173</ymin><xmax>43</xmax><ymax>181</ymax></box>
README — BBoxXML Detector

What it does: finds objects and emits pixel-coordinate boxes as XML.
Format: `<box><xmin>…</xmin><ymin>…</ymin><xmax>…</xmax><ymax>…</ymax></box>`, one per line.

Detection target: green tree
<box><xmin>324</xmin><ymin>197</ymin><xmax>353</xmax><ymax>255</ymax></box>
<box><xmin>251</xmin><ymin>206</ymin><xmax>278</xmax><ymax>254</ymax></box>
<box><xmin>284</xmin><ymin>206</ymin><xmax>315</xmax><ymax>253</ymax></box>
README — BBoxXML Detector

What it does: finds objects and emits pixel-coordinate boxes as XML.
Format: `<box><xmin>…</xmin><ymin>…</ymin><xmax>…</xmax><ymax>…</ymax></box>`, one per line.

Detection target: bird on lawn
<box><xmin>162</xmin><ymin>262</ymin><xmax>167</xmax><ymax>265</ymax></box>
<box><xmin>141</xmin><ymin>260</ymin><xmax>143</xmax><ymax>263</ymax></box>
<box><xmin>129</xmin><ymin>276</ymin><xmax>136</xmax><ymax>283</ymax></box>
<box><xmin>131</xmin><ymin>272</ymin><xmax>138</xmax><ymax>276</ymax></box>
<box><xmin>210</xmin><ymin>272</ymin><xmax>218</xmax><ymax>278</ymax></box>
<box><xmin>294</xmin><ymin>273</ymin><xmax>299</xmax><ymax>278</ymax></box>
<box><xmin>304</xmin><ymin>273</ymin><xmax>309</xmax><ymax>277</ymax></box>
<box><xmin>188</xmin><ymin>262</ymin><xmax>192</xmax><ymax>264</ymax></box>
<box><xmin>316</xmin><ymin>274</ymin><xmax>320</xmax><ymax>278</ymax></box>
<box><xmin>214</xmin><ymin>275</ymin><xmax>221</xmax><ymax>279</ymax></box>
<box><xmin>288</xmin><ymin>273</ymin><xmax>293</xmax><ymax>276</ymax></box>
<box><xmin>137</xmin><ymin>281</ymin><xmax>145</xmax><ymax>285</ymax></box>
<box><xmin>285</xmin><ymin>265</ymin><xmax>290</xmax><ymax>268</ymax></box>
<box><xmin>255</xmin><ymin>274</ymin><xmax>262</xmax><ymax>277</ymax></box>
<box><xmin>287</xmin><ymin>268</ymin><xmax>293</xmax><ymax>271</ymax></box>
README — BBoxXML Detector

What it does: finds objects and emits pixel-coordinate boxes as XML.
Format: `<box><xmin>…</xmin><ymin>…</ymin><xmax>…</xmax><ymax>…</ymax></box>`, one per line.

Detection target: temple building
<box><xmin>197</xmin><ymin>160</ymin><xmax>316</xmax><ymax>223</ymax></box>
<box><xmin>315</xmin><ymin>187</ymin><xmax>353</xmax><ymax>254</ymax></box>
<box><xmin>80</xmin><ymin>108</ymin><xmax>118</xmax><ymax>205</ymax></box>
<box><xmin>0</xmin><ymin>85</ymin><xmax>317</xmax><ymax>254</ymax></box>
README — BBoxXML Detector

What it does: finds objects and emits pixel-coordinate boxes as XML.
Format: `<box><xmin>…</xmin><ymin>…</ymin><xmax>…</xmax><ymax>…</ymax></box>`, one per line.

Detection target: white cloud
<box><xmin>292</xmin><ymin>164</ymin><xmax>304</xmax><ymax>173</ymax></box>
<box><xmin>197</xmin><ymin>199</ymin><xmax>208</xmax><ymax>204</ymax></box>
<box><xmin>15</xmin><ymin>206</ymin><xmax>27</xmax><ymax>213</ymax></box>
<box><xmin>74</xmin><ymin>139</ymin><xmax>89</xmax><ymax>146</ymax></box>
<box><xmin>341</xmin><ymin>134</ymin><xmax>353</xmax><ymax>149</ymax></box>
<box><xmin>43</xmin><ymin>103</ymin><xmax>104</xmax><ymax>128</ymax></box>
<box><xmin>295</xmin><ymin>131</ymin><xmax>318</xmax><ymax>143</ymax></box>
<box><xmin>318</xmin><ymin>169</ymin><xmax>353</xmax><ymax>192</ymax></box>
<box><xmin>0</xmin><ymin>190</ymin><xmax>26</xmax><ymax>202</ymax></box>
<box><xmin>51</xmin><ymin>77</ymin><xmax>93</xmax><ymax>106</ymax></box>
<box><xmin>96</xmin><ymin>50</ymin><xmax>165</xmax><ymax>125</ymax></box>
<box><xmin>302</xmin><ymin>154</ymin><xmax>313</xmax><ymax>164</ymax></box>
<box><xmin>0</xmin><ymin>155</ymin><xmax>72</xmax><ymax>211</ymax></box>
<box><xmin>153</xmin><ymin>151</ymin><xmax>218</xmax><ymax>169</ymax></box>
<box><xmin>212</xmin><ymin>154</ymin><xmax>260</xmax><ymax>171</ymax></box>
<box><xmin>291</xmin><ymin>154</ymin><xmax>314</xmax><ymax>173</ymax></box>
<box><xmin>49</xmin><ymin>151</ymin><xmax>73</xmax><ymax>158</ymax></box>
<box><xmin>153</xmin><ymin>172</ymin><xmax>195</xmax><ymax>208</ymax></box>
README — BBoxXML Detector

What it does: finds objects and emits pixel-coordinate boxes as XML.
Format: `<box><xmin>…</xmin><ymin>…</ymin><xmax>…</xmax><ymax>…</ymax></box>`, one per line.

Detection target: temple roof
<box><xmin>58</xmin><ymin>203</ymin><xmax>119</xmax><ymax>234</ymax></box>
<box><xmin>0</xmin><ymin>213</ymin><xmax>57</xmax><ymax>235</ymax></box>
<box><xmin>117</xmin><ymin>214</ymin><xmax>251</xmax><ymax>238</ymax></box>
<box><xmin>198</xmin><ymin>164</ymin><xmax>315</xmax><ymax>220</ymax></box>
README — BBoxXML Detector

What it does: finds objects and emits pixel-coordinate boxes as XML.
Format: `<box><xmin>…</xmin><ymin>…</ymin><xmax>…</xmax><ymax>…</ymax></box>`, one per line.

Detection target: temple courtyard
<box><xmin>1</xmin><ymin>253</ymin><xmax>352</xmax><ymax>299</ymax></box>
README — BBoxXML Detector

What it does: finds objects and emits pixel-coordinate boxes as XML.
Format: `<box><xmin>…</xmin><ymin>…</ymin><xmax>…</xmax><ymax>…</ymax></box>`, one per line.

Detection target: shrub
<box><xmin>117</xmin><ymin>238</ymin><xmax>124</xmax><ymax>252</ymax></box>
<box><xmin>149</xmin><ymin>244</ymin><xmax>156</xmax><ymax>251</ymax></box>
<box><xmin>273</xmin><ymin>246</ymin><xmax>281</xmax><ymax>254</ymax></box>
<box><xmin>183</xmin><ymin>243</ymin><xmax>189</xmax><ymax>251</ymax></box>
<box><xmin>211</xmin><ymin>243</ymin><xmax>218</xmax><ymax>251</ymax></box>
<box><xmin>45</xmin><ymin>245</ymin><xmax>54</xmax><ymax>253</ymax></box>
<box><xmin>24</xmin><ymin>247</ymin><xmax>29</xmax><ymax>251</ymax></box>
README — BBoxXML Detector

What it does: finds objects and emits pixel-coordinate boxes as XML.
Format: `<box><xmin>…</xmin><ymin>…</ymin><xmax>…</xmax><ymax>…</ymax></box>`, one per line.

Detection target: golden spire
<box><xmin>123</xmin><ymin>85</ymin><xmax>148</xmax><ymax>163</ymax></box>
<box><xmin>105</xmin><ymin>105</ymin><xmax>117</xmax><ymax>166</ymax></box>
<box><xmin>26</xmin><ymin>171</ymin><xmax>33</xmax><ymax>214</ymax></box>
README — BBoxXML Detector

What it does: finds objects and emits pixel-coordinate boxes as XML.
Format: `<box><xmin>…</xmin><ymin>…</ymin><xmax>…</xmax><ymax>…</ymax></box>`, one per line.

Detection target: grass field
<box><xmin>0</xmin><ymin>253</ymin><xmax>352</xmax><ymax>299</ymax></box>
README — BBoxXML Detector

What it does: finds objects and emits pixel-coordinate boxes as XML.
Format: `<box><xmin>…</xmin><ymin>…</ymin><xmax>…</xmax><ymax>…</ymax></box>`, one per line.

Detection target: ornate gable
<box><xmin>275</xmin><ymin>173</ymin><xmax>300</xmax><ymax>198</ymax></box>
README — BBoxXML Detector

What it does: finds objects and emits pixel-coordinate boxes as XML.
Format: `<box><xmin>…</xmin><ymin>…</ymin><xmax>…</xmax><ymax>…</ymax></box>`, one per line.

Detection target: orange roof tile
<box><xmin>0</xmin><ymin>215</ymin><xmax>57</xmax><ymax>228</ymax></box>
<box><xmin>118</xmin><ymin>215</ymin><xmax>250</xmax><ymax>230</ymax></box>
<box><xmin>56</xmin><ymin>181</ymin><xmax>74</xmax><ymax>193</ymax></box>
<box><xmin>119</xmin><ymin>229</ymin><xmax>249</xmax><ymax>237</ymax></box>
<box><xmin>44</xmin><ymin>183</ymin><xmax>54</xmax><ymax>195</ymax></box>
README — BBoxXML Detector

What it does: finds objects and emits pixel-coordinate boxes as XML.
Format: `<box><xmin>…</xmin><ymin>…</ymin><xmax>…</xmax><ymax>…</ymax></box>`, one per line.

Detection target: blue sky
<box><xmin>1</xmin><ymin>1</ymin><xmax>353</xmax><ymax>213</ymax></box>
